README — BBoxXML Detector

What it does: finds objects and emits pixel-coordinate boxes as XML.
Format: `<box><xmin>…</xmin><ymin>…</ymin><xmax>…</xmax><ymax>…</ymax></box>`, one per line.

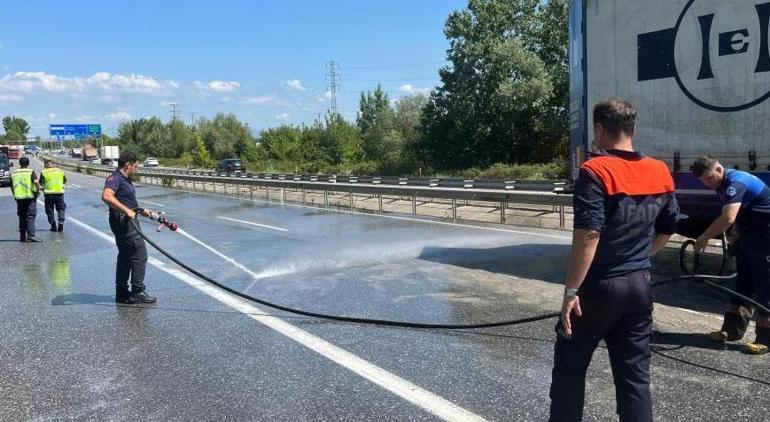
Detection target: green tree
<box><xmin>191</xmin><ymin>135</ymin><xmax>214</xmax><ymax>168</ymax></box>
<box><xmin>420</xmin><ymin>0</ymin><xmax>564</xmax><ymax>171</ymax></box>
<box><xmin>2</xmin><ymin>116</ymin><xmax>30</xmax><ymax>141</ymax></box>
<box><xmin>199</xmin><ymin>113</ymin><xmax>255</xmax><ymax>160</ymax></box>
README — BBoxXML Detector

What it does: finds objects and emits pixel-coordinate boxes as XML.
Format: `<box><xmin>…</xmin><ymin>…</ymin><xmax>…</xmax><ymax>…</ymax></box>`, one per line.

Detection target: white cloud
<box><xmin>275</xmin><ymin>113</ymin><xmax>290</xmax><ymax>120</ymax></box>
<box><xmin>286</xmin><ymin>79</ymin><xmax>306</xmax><ymax>91</ymax></box>
<box><xmin>105</xmin><ymin>111</ymin><xmax>132</xmax><ymax>121</ymax></box>
<box><xmin>0</xmin><ymin>94</ymin><xmax>23</xmax><ymax>102</ymax></box>
<box><xmin>75</xmin><ymin>114</ymin><xmax>97</xmax><ymax>121</ymax></box>
<box><xmin>207</xmin><ymin>80</ymin><xmax>240</xmax><ymax>92</ymax></box>
<box><xmin>0</xmin><ymin>71</ymin><xmax>175</xmax><ymax>95</ymax></box>
<box><xmin>324</xmin><ymin>90</ymin><xmax>333</xmax><ymax>99</ymax></box>
<box><xmin>245</xmin><ymin>95</ymin><xmax>275</xmax><ymax>105</ymax></box>
<box><xmin>397</xmin><ymin>84</ymin><xmax>432</xmax><ymax>95</ymax></box>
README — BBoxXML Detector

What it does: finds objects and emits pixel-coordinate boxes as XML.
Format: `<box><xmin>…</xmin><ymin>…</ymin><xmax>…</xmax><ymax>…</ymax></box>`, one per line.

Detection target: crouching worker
<box><xmin>692</xmin><ymin>156</ymin><xmax>770</xmax><ymax>355</ymax></box>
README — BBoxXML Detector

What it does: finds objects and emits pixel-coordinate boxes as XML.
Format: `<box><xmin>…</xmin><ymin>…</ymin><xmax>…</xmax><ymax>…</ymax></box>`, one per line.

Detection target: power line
<box><xmin>168</xmin><ymin>102</ymin><xmax>179</xmax><ymax>121</ymax></box>
<box><xmin>343</xmin><ymin>61</ymin><xmax>447</xmax><ymax>70</ymax></box>
<box><xmin>325</xmin><ymin>60</ymin><xmax>340</xmax><ymax>115</ymax></box>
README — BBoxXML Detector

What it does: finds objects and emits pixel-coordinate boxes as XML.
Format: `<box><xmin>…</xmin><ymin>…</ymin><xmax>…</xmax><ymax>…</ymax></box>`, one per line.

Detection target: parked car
<box><xmin>0</xmin><ymin>154</ymin><xmax>10</xmax><ymax>187</ymax></box>
<box><xmin>89</xmin><ymin>157</ymin><xmax>101</xmax><ymax>164</ymax></box>
<box><xmin>216</xmin><ymin>158</ymin><xmax>245</xmax><ymax>174</ymax></box>
<box><xmin>144</xmin><ymin>157</ymin><xmax>159</xmax><ymax>167</ymax></box>
<box><xmin>108</xmin><ymin>160</ymin><xmax>119</xmax><ymax>169</ymax></box>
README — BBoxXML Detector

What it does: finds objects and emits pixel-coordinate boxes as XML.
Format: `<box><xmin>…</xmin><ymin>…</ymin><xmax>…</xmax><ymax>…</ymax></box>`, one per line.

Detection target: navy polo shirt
<box><xmin>104</xmin><ymin>170</ymin><xmax>139</xmax><ymax>210</ymax></box>
<box><xmin>574</xmin><ymin>150</ymin><xmax>681</xmax><ymax>281</ymax></box>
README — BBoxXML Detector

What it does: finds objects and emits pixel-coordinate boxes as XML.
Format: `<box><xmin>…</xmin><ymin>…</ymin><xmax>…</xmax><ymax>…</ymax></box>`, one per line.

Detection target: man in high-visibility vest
<box><xmin>39</xmin><ymin>159</ymin><xmax>67</xmax><ymax>232</ymax></box>
<box><xmin>11</xmin><ymin>156</ymin><xmax>42</xmax><ymax>242</ymax></box>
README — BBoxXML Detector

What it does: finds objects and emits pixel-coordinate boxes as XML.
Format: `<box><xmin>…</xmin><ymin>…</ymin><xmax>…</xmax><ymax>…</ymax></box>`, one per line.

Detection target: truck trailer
<box><xmin>569</xmin><ymin>0</ymin><xmax>770</xmax><ymax>236</ymax></box>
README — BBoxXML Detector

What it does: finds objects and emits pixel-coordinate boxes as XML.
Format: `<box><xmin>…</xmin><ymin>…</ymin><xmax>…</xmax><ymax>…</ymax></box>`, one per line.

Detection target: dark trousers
<box><xmin>44</xmin><ymin>194</ymin><xmax>66</xmax><ymax>227</ymax></box>
<box><xmin>16</xmin><ymin>198</ymin><xmax>37</xmax><ymax>237</ymax></box>
<box><xmin>109</xmin><ymin>211</ymin><xmax>148</xmax><ymax>295</ymax></box>
<box><xmin>550</xmin><ymin>270</ymin><xmax>653</xmax><ymax>422</ymax></box>
<box><xmin>722</xmin><ymin>237</ymin><xmax>770</xmax><ymax>344</ymax></box>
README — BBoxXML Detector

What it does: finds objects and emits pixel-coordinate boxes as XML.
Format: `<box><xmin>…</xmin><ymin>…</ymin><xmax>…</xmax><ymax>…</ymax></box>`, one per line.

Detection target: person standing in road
<box><xmin>39</xmin><ymin>159</ymin><xmax>67</xmax><ymax>232</ymax></box>
<box><xmin>11</xmin><ymin>156</ymin><xmax>42</xmax><ymax>243</ymax></box>
<box><xmin>549</xmin><ymin>98</ymin><xmax>681</xmax><ymax>422</ymax></box>
<box><xmin>101</xmin><ymin>152</ymin><xmax>156</xmax><ymax>304</ymax></box>
<box><xmin>692</xmin><ymin>156</ymin><xmax>770</xmax><ymax>355</ymax></box>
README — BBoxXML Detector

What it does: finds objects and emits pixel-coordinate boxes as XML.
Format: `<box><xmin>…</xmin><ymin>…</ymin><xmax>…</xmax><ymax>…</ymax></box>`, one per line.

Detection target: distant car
<box><xmin>0</xmin><ymin>155</ymin><xmax>10</xmax><ymax>187</ymax></box>
<box><xmin>144</xmin><ymin>157</ymin><xmax>160</xmax><ymax>167</ymax></box>
<box><xmin>108</xmin><ymin>160</ymin><xmax>119</xmax><ymax>169</ymax></box>
<box><xmin>89</xmin><ymin>157</ymin><xmax>101</xmax><ymax>164</ymax></box>
<box><xmin>216</xmin><ymin>158</ymin><xmax>245</xmax><ymax>174</ymax></box>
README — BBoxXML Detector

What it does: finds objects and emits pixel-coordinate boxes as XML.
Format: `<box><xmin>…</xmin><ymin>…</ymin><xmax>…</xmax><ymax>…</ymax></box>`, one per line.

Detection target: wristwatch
<box><xmin>564</xmin><ymin>287</ymin><xmax>579</xmax><ymax>298</ymax></box>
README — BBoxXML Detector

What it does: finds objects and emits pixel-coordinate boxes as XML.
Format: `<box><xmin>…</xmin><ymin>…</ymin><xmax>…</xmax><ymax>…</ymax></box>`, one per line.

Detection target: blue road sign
<box><xmin>49</xmin><ymin>124</ymin><xmax>101</xmax><ymax>140</ymax></box>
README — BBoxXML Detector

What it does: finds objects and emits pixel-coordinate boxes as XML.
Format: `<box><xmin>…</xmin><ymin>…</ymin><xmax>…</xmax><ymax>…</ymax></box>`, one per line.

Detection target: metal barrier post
<box><xmin>281</xmin><ymin>187</ymin><xmax>285</xmax><ymax>203</ymax></box>
<box><xmin>452</xmin><ymin>198</ymin><xmax>457</xmax><ymax>219</ymax></box>
<box><xmin>349</xmin><ymin>191</ymin><xmax>353</xmax><ymax>210</ymax></box>
<box><xmin>559</xmin><ymin>205</ymin><xmax>565</xmax><ymax>229</ymax></box>
<box><xmin>412</xmin><ymin>195</ymin><xmax>417</xmax><ymax>215</ymax></box>
<box><xmin>378</xmin><ymin>194</ymin><xmax>383</xmax><ymax>214</ymax></box>
<box><xmin>500</xmin><ymin>200</ymin><xmax>507</xmax><ymax>224</ymax></box>
<box><xmin>324</xmin><ymin>190</ymin><xmax>329</xmax><ymax>208</ymax></box>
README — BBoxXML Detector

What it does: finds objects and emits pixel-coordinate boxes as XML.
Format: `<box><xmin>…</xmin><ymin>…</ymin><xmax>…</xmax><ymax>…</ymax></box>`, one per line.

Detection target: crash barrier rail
<box><xmin>46</xmin><ymin>156</ymin><xmax>573</xmax><ymax>229</ymax></box>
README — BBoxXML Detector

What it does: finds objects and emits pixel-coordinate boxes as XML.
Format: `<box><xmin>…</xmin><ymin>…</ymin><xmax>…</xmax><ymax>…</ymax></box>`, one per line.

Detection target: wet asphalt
<box><xmin>0</xmin><ymin>160</ymin><xmax>767</xmax><ymax>421</ymax></box>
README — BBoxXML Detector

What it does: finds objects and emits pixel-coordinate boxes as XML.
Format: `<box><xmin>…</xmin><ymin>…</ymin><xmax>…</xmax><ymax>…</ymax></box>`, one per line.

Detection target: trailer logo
<box><xmin>638</xmin><ymin>0</ymin><xmax>770</xmax><ymax>112</ymax></box>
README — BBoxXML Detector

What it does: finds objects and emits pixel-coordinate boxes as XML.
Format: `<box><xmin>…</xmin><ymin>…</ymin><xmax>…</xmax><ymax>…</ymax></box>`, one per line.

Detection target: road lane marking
<box><xmin>175</xmin><ymin>228</ymin><xmax>263</xmax><ymax>280</ymax></box>
<box><xmin>140</xmin><ymin>199</ymin><xmax>166</xmax><ymax>207</ymax></box>
<box><xmin>217</xmin><ymin>216</ymin><xmax>288</xmax><ymax>232</ymax></box>
<box><xmin>171</xmin><ymin>190</ymin><xmax>571</xmax><ymax>241</ymax></box>
<box><xmin>66</xmin><ymin>215</ymin><xmax>488</xmax><ymax>422</ymax></box>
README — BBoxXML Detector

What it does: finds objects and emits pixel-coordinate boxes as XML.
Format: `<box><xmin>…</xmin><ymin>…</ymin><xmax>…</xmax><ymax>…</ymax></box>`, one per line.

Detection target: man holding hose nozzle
<box><xmin>692</xmin><ymin>157</ymin><xmax>770</xmax><ymax>355</ymax></box>
<box><xmin>101</xmin><ymin>152</ymin><xmax>156</xmax><ymax>304</ymax></box>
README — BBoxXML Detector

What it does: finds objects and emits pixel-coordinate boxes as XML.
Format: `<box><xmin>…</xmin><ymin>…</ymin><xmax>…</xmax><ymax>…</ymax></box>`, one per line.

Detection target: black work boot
<box><xmin>20</xmin><ymin>233</ymin><xmax>26</xmax><ymax>242</ymax></box>
<box><xmin>128</xmin><ymin>291</ymin><xmax>157</xmax><ymax>304</ymax></box>
<box><xmin>50</xmin><ymin>224</ymin><xmax>57</xmax><ymax>232</ymax></box>
<box><xmin>57</xmin><ymin>222</ymin><xmax>64</xmax><ymax>232</ymax></box>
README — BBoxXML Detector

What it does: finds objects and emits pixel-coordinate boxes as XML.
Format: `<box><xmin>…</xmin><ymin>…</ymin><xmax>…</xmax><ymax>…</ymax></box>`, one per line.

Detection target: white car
<box><xmin>108</xmin><ymin>160</ymin><xmax>119</xmax><ymax>168</ymax></box>
<box><xmin>144</xmin><ymin>157</ymin><xmax>160</xmax><ymax>167</ymax></box>
<box><xmin>89</xmin><ymin>157</ymin><xmax>101</xmax><ymax>164</ymax></box>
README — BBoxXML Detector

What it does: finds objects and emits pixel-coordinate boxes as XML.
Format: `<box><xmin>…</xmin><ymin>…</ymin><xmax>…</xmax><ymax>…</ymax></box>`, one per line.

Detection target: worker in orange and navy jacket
<box><xmin>549</xmin><ymin>98</ymin><xmax>682</xmax><ymax>422</ymax></box>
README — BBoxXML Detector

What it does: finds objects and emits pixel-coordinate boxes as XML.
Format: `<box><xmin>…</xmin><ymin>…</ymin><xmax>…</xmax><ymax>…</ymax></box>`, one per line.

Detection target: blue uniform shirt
<box><xmin>104</xmin><ymin>170</ymin><xmax>139</xmax><ymax>210</ymax></box>
<box><xmin>718</xmin><ymin>169</ymin><xmax>770</xmax><ymax>231</ymax></box>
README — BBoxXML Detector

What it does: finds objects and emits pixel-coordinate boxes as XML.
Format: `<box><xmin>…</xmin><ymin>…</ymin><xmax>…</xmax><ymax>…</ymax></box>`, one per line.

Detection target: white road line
<box><xmin>175</xmin><ymin>228</ymin><xmax>263</xmax><ymax>280</ymax></box>
<box><xmin>66</xmin><ymin>215</ymin><xmax>488</xmax><ymax>422</ymax></box>
<box><xmin>68</xmin><ymin>183</ymin><xmax>83</xmax><ymax>188</ymax></box>
<box><xmin>175</xmin><ymin>190</ymin><xmax>571</xmax><ymax>241</ymax></box>
<box><xmin>217</xmin><ymin>216</ymin><xmax>288</xmax><ymax>232</ymax></box>
<box><xmin>140</xmin><ymin>199</ymin><xmax>166</xmax><ymax>207</ymax></box>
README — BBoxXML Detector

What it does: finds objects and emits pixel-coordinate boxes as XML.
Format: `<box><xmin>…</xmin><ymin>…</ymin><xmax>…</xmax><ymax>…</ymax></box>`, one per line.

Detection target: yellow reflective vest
<box><xmin>11</xmin><ymin>168</ymin><xmax>35</xmax><ymax>199</ymax></box>
<box><xmin>41</xmin><ymin>167</ymin><xmax>65</xmax><ymax>194</ymax></box>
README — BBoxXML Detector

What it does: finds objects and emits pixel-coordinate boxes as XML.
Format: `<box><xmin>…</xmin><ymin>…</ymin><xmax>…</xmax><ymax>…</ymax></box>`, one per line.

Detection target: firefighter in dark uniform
<box><xmin>39</xmin><ymin>159</ymin><xmax>67</xmax><ymax>231</ymax></box>
<box><xmin>549</xmin><ymin>99</ymin><xmax>681</xmax><ymax>422</ymax></box>
<box><xmin>11</xmin><ymin>156</ymin><xmax>43</xmax><ymax>243</ymax></box>
<box><xmin>101</xmin><ymin>152</ymin><xmax>156</xmax><ymax>304</ymax></box>
<box><xmin>692</xmin><ymin>157</ymin><xmax>770</xmax><ymax>355</ymax></box>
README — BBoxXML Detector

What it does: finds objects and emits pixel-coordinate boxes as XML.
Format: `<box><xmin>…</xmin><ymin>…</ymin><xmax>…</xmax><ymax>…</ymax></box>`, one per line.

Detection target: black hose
<box><xmin>130</xmin><ymin>219</ymin><xmax>770</xmax><ymax>328</ymax></box>
<box><xmin>130</xmin><ymin>218</ymin><xmax>559</xmax><ymax>329</ymax></box>
<box><xmin>670</xmin><ymin>239</ymin><xmax>770</xmax><ymax>315</ymax></box>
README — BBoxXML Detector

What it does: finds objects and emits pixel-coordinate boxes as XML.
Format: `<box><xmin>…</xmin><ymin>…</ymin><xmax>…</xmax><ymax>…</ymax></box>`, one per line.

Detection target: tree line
<box><xmin>1</xmin><ymin>0</ymin><xmax>569</xmax><ymax>180</ymax></box>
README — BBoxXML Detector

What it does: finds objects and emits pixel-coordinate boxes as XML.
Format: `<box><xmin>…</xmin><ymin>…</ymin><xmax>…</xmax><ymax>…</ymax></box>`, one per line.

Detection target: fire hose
<box><xmin>129</xmin><ymin>216</ymin><xmax>770</xmax><ymax>328</ymax></box>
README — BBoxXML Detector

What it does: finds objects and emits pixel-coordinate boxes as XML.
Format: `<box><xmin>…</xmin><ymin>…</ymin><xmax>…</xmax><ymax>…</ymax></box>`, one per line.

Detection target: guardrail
<box><xmin>47</xmin><ymin>155</ymin><xmax>573</xmax><ymax>229</ymax></box>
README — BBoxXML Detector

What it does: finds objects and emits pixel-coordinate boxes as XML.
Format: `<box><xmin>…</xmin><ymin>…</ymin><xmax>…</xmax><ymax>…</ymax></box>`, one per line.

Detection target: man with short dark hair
<box><xmin>692</xmin><ymin>156</ymin><xmax>770</xmax><ymax>355</ymax></box>
<box><xmin>39</xmin><ymin>159</ymin><xmax>67</xmax><ymax>231</ymax></box>
<box><xmin>549</xmin><ymin>98</ymin><xmax>681</xmax><ymax>422</ymax></box>
<box><xmin>102</xmin><ymin>152</ymin><xmax>156</xmax><ymax>304</ymax></box>
<box><xmin>11</xmin><ymin>156</ymin><xmax>42</xmax><ymax>242</ymax></box>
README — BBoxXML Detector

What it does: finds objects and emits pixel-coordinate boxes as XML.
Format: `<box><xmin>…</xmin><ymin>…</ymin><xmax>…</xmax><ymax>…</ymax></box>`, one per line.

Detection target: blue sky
<box><xmin>0</xmin><ymin>0</ymin><xmax>467</xmax><ymax>137</ymax></box>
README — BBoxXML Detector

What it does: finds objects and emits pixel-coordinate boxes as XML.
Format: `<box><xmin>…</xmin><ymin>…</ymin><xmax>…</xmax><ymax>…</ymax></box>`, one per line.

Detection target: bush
<box><xmin>463</xmin><ymin>159</ymin><xmax>568</xmax><ymax>181</ymax></box>
<box><xmin>161</xmin><ymin>177</ymin><xmax>175</xmax><ymax>188</ymax></box>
